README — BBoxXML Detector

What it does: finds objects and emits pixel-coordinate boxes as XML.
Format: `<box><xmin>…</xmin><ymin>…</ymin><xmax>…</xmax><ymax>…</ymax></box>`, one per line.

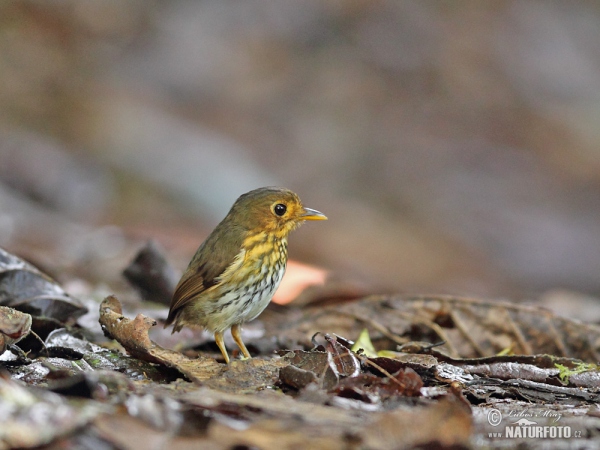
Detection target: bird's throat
<box><xmin>242</xmin><ymin>232</ymin><xmax>288</xmax><ymax>265</ymax></box>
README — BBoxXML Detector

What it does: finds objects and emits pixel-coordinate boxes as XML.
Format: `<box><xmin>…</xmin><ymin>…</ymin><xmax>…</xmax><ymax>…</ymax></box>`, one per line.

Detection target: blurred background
<box><xmin>2</xmin><ymin>1</ymin><xmax>600</xmax><ymax>306</ymax></box>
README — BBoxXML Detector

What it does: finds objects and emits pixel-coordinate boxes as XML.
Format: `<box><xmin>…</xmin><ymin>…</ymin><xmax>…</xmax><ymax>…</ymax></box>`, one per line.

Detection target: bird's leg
<box><xmin>231</xmin><ymin>324</ymin><xmax>251</xmax><ymax>359</ymax></box>
<box><xmin>214</xmin><ymin>331</ymin><xmax>230</xmax><ymax>364</ymax></box>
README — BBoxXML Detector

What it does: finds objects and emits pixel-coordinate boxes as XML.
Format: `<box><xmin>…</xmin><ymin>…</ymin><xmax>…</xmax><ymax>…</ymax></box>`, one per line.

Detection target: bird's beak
<box><xmin>301</xmin><ymin>207</ymin><xmax>328</xmax><ymax>221</ymax></box>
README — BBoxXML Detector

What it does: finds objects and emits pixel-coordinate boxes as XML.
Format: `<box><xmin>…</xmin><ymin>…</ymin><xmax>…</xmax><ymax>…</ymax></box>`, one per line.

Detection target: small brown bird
<box><xmin>165</xmin><ymin>187</ymin><xmax>327</xmax><ymax>363</ymax></box>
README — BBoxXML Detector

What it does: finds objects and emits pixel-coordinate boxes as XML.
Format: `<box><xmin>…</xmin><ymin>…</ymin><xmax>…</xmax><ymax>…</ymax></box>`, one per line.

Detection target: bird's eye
<box><xmin>273</xmin><ymin>203</ymin><xmax>287</xmax><ymax>216</ymax></box>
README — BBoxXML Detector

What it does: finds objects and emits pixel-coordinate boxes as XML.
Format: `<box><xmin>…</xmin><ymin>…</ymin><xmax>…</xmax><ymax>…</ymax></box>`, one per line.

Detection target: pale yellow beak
<box><xmin>301</xmin><ymin>207</ymin><xmax>327</xmax><ymax>221</ymax></box>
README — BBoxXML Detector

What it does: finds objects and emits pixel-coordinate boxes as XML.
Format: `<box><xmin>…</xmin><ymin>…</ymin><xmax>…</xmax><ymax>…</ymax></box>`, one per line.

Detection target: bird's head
<box><xmin>227</xmin><ymin>187</ymin><xmax>327</xmax><ymax>238</ymax></box>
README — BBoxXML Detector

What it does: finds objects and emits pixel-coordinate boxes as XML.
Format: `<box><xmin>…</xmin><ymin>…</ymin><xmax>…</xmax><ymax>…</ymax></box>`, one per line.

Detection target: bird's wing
<box><xmin>165</xmin><ymin>226</ymin><xmax>246</xmax><ymax>325</ymax></box>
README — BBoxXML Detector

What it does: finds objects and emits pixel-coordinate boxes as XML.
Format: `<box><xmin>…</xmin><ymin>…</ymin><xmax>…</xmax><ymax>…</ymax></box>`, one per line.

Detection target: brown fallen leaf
<box><xmin>279</xmin><ymin>350</ymin><xmax>339</xmax><ymax>390</ymax></box>
<box><xmin>0</xmin><ymin>305</ymin><xmax>32</xmax><ymax>354</ymax></box>
<box><xmin>278</xmin><ymin>333</ymin><xmax>361</xmax><ymax>391</ymax></box>
<box><xmin>279</xmin><ymin>364</ymin><xmax>319</xmax><ymax>390</ymax></box>
<box><xmin>323</xmin><ymin>333</ymin><xmax>361</xmax><ymax>377</ymax></box>
<box><xmin>205</xmin><ymin>357</ymin><xmax>289</xmax><ymax>393</ymax></box>
<box><xmin>266</xmin><ymin>294</ymin><xmax>600</xmax><ymax>362</ymax></box>
<box><xmin>99</xmin><ymin>295</ymin><xmax>221</xmax><ymax>383</ymax></box>
<box><xmin>98</xmin><ymin>295</ymin><xmax>289</xmax><ymax>391</ymax></box>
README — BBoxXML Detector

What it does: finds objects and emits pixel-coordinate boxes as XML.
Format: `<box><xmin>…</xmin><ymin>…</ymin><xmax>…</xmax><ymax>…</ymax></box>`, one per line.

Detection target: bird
<box><xmin>165</xmin><ymin>187</ymin><xmax>327</xmax><ymax>363</ymax></box>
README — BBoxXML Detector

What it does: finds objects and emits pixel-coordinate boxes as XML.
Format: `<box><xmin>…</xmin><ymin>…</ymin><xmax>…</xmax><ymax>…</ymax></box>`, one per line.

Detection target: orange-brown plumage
<box><xmin>165</xmin><ymin>187</ymin><xmax>326</xmax><ymax>363</ymax></box>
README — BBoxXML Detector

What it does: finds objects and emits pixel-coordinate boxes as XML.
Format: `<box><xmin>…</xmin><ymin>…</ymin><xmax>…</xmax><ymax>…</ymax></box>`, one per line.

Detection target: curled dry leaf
<box><xmin>99</xmin><ymin>295</ymin><xmax>222</xmax><ymax>383</ymax></box>
<box><xmin>0</xmin><ymin>248</ymin><xmax>87</xmax><ymax>323</ymax></box>
<box><xmin>323</xmin><ymin>333</ymin><xmax>361</xmax><ymax>377</ymax></box>
<box><xmin>99</xmin><ymin>295</ymin><xmax>289</xmax><ymax>391</ymax></box>
<box><xmin>0</xmin><ymin>306</ymin><xmax>32</xmax><ymax>354</ymax></box>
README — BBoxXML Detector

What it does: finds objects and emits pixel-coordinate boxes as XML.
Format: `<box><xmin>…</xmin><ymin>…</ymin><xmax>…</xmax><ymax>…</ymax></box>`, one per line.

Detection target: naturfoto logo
<box><xmin>487</xmin><ymin>408</ymin><xmax>578</xmax><ymax>440</ymax></box>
